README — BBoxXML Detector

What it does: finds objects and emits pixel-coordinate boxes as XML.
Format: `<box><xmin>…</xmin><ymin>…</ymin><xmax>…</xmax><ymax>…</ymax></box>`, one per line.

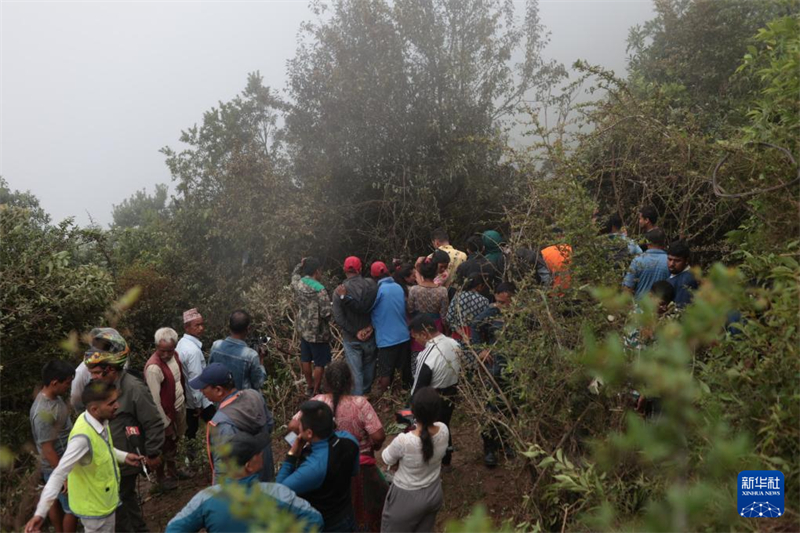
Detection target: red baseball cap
<box><xmin>344</xmin><ymin>256</ymin><xmax>362</xmax><ymax>273</ymax></box>
<box><xmin>370</xmin><ymin>261</ymin><xmax>390</xmax><ymax>278</ymax></box>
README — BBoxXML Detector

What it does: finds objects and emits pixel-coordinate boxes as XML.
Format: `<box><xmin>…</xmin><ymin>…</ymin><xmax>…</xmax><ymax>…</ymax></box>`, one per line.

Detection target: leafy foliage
<box><xmin>736</xmin><ymin>14</ymin><xmax>800</xmax><ymax>147</ymax></box>
<box><xmin>451</xmin><ymin>5</ymin><xmax>800</xmax><ymax>531</ymax></box>
<box><xmin>157</xmin><ymin>73</ymin><xmax>304</xmax><ymax>335</ymax></box>
<box><xmin>114</xmin><ymin>263</ymin><xmax>185</xmax><ymax>366</ymax></box>
<box><xmin>2</xmin><ymin>3</ymin><xmax>799</xmax><ymax>532</ymax></box>
<box><xmin>284</xmin><ymin>0</ymin><xmax>565</xmax><ymax>256</ymax></box>
<box><xmin>111</xmin><ymin>183</ymin><xmax>170</xmax><ymax>229</ymax></box>
<box><xmin>626</xmin><ymin>0</ymin><xmax>797</xmax><ymax>132</ymax></box>
<box><xmin>720</xmin><ymin>13</ymin><xmax>800</xmax><ymax>254</ymax></box>
<box><xmin>0</xmin><ymin>177</ymin><xmax>50</xmax><ymax>227</ymax></box>
<box><xmin>0</xmin><ymin>179</ymin><xmax>114</xmax><ymax>446</ymax></box>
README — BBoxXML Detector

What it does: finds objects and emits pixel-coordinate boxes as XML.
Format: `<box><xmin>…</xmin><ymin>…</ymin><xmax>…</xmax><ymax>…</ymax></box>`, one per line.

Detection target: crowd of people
<box><xmin>24</xmin><ymin>207</ymin><xmax>701</xmax><ymax>533</ymax></box>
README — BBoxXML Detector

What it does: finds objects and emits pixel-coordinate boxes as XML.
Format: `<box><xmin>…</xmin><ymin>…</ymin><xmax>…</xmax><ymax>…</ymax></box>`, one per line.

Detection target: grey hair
<box><xmin>154</xmin><ymin>327</ymin><xmax>179</xmax><ymax>345</ymax></box>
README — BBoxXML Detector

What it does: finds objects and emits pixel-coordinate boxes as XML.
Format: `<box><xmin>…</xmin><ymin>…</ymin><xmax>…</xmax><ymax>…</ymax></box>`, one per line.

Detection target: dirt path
<box><xmin>435</xmin><ymin>414</ymin><xmax>529</xmax><ymax>529</ymax></box>
<box><xmin>143</xmin><ymin>401</ymin><xmax>527</xmax><ymax>531</ymax></box>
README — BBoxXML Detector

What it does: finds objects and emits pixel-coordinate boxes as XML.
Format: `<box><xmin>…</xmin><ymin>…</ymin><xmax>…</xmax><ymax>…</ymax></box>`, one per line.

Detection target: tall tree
<box><xmin>0</xmin><ymin>176</ymin><xmax>50</xmax><ymax>228</ymax></box>
<box><xmin>111</xmin><ymin>183</ymin><xmax>170</xmax><ymax>229</ymax></box>
<box><xmin>626</xmin><ymin>0</ymin><xmax>797</xmax><ymax>132</ymax></box>
<box><xmin>159</xmin><ymin>73</ymin><xmax>303</xmax><ymax>331</ymax></box>
<box><xmin>1</xmin><ymin>181</ymin><xmax>113</xmax><ymax>445</ymax></box>
<box><xmin>285</xmin><ymin>0</ymin><xmax>564</xmax><ymax>256</ymax></box>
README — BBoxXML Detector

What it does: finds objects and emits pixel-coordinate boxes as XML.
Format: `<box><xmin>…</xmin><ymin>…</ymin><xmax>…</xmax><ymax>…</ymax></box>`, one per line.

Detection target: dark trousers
<box><xmin>437</xmin><ymin>387</ymin><xmax>457</xmax><ymax>465</ymax></box>
<box><xmin>322</xmin><ymin>508</ymin><xmax>356</xmax><ymax>533</ymax></box>
<box><xmin>377</xmin><ymin>341</ymin><xmax>413</xmax><ymax>391</ymax></box>
<box><xmin>117</xmin><ymin>474</ymin><xmax>148</xmax><ymax>532</ymax></box>
<box><xmin>157</xmin><ymin>434</ymin><xmax>178</xmax><ymax>481</ymax></box>
<box><xmin>185</xmin><ymin>413</ymin><xmax>200</xmax><ymax>460</ymax></box>
<box><xmin>481</xmin><ymin>355</ymin><xmax>512</xmax><ymax>454</ymax></box>
<box><xmin>185</xmin><ymin>405</ymin><xmax>215</xmax><ymax>459</ymax></box>
<box><xmin>481</xmin><ymin>415</ymin><xmax>506</xmax><ymax>454</ymax></box>
<box><xmin>482</xmin><ymin>430</ymin><xmax>502</xmax><ymax>453</ymax></box>
<box><xmin>186</xmin><ymin>409</ymin><xmax>200</xmax><ymax>441</ymax></box>
<box><xmin>401</xmin><ymin>350</ymin><xmax>413</xmax><ymax>389</ymax></box>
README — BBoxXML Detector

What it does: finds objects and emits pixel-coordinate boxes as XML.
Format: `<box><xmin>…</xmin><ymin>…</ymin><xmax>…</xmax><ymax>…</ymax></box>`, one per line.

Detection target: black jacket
<box><xmin>332</xmin><ymin>275</ymin><xmax>378</xmax><ymax>342</ymax></box>
<box><xmin>111</xmin><ymin>372</ymin><xmax>166</xmax><ymax>476</ymax></box>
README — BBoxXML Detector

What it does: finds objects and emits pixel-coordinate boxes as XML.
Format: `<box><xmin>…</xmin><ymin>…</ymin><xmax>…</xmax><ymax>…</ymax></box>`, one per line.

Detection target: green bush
<box><xmin>0</xmin><ymin>180</ymin><xmax>114</xmax><ymax>449</ymax></box>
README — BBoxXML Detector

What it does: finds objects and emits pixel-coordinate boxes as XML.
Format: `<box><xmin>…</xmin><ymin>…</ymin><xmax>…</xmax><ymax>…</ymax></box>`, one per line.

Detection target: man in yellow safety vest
<box><xmin>25</xmin><ymin>380</ymin><xmax>144</xmax><ymax>533</ymax></box>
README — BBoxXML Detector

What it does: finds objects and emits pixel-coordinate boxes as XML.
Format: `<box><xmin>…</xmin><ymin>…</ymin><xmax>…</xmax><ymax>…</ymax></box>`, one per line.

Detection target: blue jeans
<box><xmin>343</xmin><ymin>338</ymin><xmax>377</xmax><ymax>395</ymax></box>
<box><xmin>43</xmin><ymin>470</ymin><xmax>72</xmax><ymax>515</ymax></box>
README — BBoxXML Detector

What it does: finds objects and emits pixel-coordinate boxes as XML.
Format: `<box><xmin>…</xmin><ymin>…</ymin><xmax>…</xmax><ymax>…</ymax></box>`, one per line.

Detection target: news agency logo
<box><xmin>738</xmin><ymin>470</ymin><xmax>784</xmax><ymax>518</ymax></box>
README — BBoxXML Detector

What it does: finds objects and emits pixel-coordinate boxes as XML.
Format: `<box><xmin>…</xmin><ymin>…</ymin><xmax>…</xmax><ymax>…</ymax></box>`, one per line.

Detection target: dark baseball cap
<box><xmin>227</xmin><ymin>431</ymin><xmax>271</xmax><ymax>467</ymax></box>
<box><xmin>189</xmin><ymin>363</ymin><xmax>233</xmax><ymax>390</ymax></box>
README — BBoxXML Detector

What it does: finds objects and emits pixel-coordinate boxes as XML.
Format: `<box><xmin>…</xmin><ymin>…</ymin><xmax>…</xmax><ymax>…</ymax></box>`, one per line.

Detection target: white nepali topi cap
<box><xmin>183</xmin><ymin>308</ymin><xmax>202</xmax><ymax>324</ymax></box>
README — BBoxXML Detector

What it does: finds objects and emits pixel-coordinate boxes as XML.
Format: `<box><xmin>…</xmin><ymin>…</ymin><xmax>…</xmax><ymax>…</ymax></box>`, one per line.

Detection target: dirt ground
<box><xmin>142</xmin><ymin>398</ymin><xmax>529</xmax><ymax>532</ymax></box>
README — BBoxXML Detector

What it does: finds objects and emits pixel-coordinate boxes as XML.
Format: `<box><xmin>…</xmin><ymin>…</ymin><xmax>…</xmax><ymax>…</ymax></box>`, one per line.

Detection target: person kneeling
<box><xmin>166</xmin><ymin>432</ymin><xmax>323</xmax><ymax>532</ymax></box>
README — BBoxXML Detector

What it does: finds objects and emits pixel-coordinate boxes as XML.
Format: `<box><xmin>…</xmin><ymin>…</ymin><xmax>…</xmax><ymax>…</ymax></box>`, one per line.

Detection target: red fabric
<box><xmin>145</xmin><ymin>351</ymin><xmax>185</xmax><ymax>424</ymax></box>
<box><xmin>352</xmin><ymin>462</ymin><xmax>388</xmax><ymax>532</ymax></box>
<box><xmin>370</xmin><ymin>261</ymin><xmax>389</xmax><ymax>278</ymax></box>
<box><xmin>450</xmin><ymin>326</ymin><xmax>472</xmax><ymax>342</ymax></box>
<box><xmin>344</xmin><ymin>256</ymin><xmax>363</xmax><ymax>273</ymax></box>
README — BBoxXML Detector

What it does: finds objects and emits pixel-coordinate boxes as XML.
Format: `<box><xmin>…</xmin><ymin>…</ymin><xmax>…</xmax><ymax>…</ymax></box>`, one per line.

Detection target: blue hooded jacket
<box><xmin>165</xmin><ymin>475</ymin><xmax>323</xmax><ymax>532</ymax></box>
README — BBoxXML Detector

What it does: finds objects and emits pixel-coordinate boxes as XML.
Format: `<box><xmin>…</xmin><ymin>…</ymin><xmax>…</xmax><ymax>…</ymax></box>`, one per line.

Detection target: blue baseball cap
<box><xmin>189</xmin><ymin>363</ymin><xmax>233</xmax><ymax>390</ymax></box>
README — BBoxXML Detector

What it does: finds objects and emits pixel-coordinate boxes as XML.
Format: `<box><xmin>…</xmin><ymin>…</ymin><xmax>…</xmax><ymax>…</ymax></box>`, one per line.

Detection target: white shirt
<box><xmin>176</xmin><ymin>334</ymin><xmax>211</xmax><ymax>410</ymax></box>
<box><xmin>34</xmin><ymin>412</ymin><xmax>128</xmax><ymax>518</ymax></box>
<box><xmin>145</xmin><ymin>356</ymin><xmax>186</xmax><ymax>427</ymax></box>
<box><xmin>411</xmin><ymin>334</ymin><xmax>461</xmax><ymax>396</ymax></box>
<box><xmin>70</xmin><ymin>362</ymin><xmax>91</xmax><ymax>412</ymax></box>
<box><xmin>381</xmin><ymin>423</ymin><xmax>449</xmax><ymax>491</ymax></box>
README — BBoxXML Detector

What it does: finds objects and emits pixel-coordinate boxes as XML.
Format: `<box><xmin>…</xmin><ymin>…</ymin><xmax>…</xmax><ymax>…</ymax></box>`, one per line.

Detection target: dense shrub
<box><xmin>452</xmin><ymin>8</ymin><xmax>800</xmax><ymax>531</ymax></box>
<box><xmin>0</xmin><ymin>180</ymin><xmax>114</xmax><ymax>449</ymax></box>
<box><xmin>1</xmin><ymin>4</ymin><xmax>798</xmax><ymax>532</ymax></box>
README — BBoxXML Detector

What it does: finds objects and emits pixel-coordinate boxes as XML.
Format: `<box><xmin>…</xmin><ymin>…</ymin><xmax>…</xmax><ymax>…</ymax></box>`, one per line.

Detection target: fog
<box><xmin>1</xmin><ymin>1</ymin><xmax>653</xmax><ymax>227</ymax></box>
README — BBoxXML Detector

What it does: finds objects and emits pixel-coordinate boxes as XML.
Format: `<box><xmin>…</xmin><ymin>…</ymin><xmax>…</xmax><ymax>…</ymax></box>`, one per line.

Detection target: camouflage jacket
<box><xmin>291</xmin><ymin>263</ymin><xmax>332</xmax><ymax>343</ymax></box>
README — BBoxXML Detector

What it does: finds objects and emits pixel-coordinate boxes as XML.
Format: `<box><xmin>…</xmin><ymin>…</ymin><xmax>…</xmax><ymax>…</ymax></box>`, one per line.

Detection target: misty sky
<box><xmin>1</xmin><ymin>1</ymin><xmax>653</xmax><ymax>227</ymax></box>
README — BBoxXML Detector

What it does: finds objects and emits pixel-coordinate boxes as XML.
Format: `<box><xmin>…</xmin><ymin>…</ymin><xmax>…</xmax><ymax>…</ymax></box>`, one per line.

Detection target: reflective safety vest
<box><xmin>67</xmin><ymin>413</ymin><xmax>121</xmax><ymax>518</ymax></box>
